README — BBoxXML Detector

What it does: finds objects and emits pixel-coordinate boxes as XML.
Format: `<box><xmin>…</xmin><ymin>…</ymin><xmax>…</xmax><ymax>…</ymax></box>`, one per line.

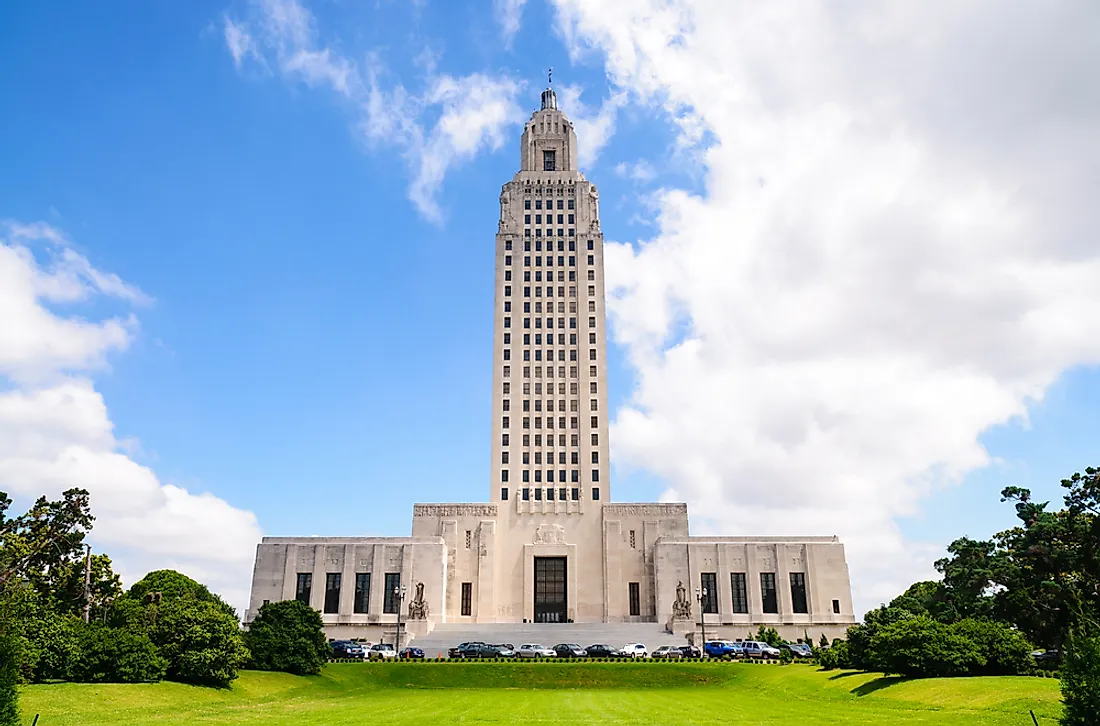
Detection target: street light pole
<box><xmin>695</xmin><ymin>586</ymin><xmax>708</xmax><ymax>656</ymax></box>
<box><xmin>394</xmin><ymin>585</ymin><xmax>407</xmax><ymax>653</ymax></box>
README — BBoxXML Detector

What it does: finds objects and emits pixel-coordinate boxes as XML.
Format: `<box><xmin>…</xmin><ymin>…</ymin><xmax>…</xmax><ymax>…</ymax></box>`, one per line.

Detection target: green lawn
<box><xmin>18</xmin><ymin>662</ymin><xmax>1063</xmax><ymax>725</ymax></box>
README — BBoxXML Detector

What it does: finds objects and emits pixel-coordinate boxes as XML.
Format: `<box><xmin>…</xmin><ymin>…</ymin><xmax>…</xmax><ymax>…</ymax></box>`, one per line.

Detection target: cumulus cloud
<box><xmin>552</xmin><ymin>0</ymin><xmax>1100</xmax><ymax>612</ymax></box>
<box><xmin>557</xmin><ymin>85</ymin><xmax>626</xmax><ymax>169</ymax></box>
<box><xmin>0</xmin><ymin>222</ymin><xmax>261</xmax><ymax>610</ymax></box>
<box><xmin>224</xmin><ymin>0</ymin><xmax>526</xmax><ymax>222</ymax></box>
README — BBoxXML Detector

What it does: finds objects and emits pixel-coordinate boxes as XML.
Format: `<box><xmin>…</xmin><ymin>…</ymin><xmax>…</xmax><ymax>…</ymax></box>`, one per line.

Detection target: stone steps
<box><xmin>409</xmin><ymin>622</ymin><xmax>688</xmax><ymax>658</ymax></box>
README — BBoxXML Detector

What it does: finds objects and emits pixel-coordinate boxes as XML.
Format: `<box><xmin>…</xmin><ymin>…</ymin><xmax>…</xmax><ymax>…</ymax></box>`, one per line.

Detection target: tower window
<box><xmin>543</xmin><ymin>150</ymin><xmax>556</xmax><ymax>171</ymax></box>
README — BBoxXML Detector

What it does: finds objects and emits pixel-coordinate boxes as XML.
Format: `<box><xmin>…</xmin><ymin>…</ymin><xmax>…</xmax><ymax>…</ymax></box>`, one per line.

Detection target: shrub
<box><xmin>70</xmin><ymin>624</ymin><xmax>166</xmax><ymax>683</ymax></box>
<box><xmin>20</xmin><ymin>609</ymin><xmax>83</xmax><ymax>682</ymax></box>
<box><xmin>816</xmin><ymin>640</ymin><xmax>849</xmax><ymax>670</ymax></box>
<box><xmin>1061</xmin><ymin>624</ymin><xmax>1100</xmax><ymax>726</ymax></box>
<box><xmin>245</xmin><ymin>600</ymin><xmax>329</xmax><ymax>676</ymax></box>
<box><xmin>155</xmin><ymin>599</ymin><xmax>249</xmax><ymax>687</ymax></box>
<box><xmin>0</xmin><ymin>627</ymin><xmax>19</xmax><ymax>726</ymax></box>
<box><xmin>949</xmin><ymin>619</ymin><xmax>1033</xmax><ymax>676</ymax></box>
<box><xmin>870</xmin><ymin>616</ymin><xmax>983</xmax><ymax>678</ymax></box>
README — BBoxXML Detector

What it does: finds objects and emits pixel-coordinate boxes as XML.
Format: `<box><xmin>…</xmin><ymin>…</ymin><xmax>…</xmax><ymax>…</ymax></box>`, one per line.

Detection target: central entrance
<box><xmin>533</xmin><ymin>556</ymin><xmax>567</xmax><ymax>623</ymax></box>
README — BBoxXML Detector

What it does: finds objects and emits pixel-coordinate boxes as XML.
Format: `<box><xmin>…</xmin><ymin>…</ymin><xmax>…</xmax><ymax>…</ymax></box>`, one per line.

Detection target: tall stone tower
<box><xmin>491</xmin><ymin>86</ymin><xmax>609</xmax><ymax>509</ymax></box>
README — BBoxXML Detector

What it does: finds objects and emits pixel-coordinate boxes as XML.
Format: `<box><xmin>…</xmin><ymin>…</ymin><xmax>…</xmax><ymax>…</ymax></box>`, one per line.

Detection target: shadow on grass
<box><xmin>851</xmin><ymin>676</ymin><xmax>910</xmax><ymax>696</ymax></box>
<box><xmin>826</xmin><ymin>671</ymin><xmax>866</xmax><ymax>681</ymax></box>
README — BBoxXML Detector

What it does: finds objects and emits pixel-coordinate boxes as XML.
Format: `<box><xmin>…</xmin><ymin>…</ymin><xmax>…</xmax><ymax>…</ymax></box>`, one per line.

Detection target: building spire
<box><xmin>541</xmin><ymin>67</ymin><xmax>557</xmax><ymax>110</ymax></box>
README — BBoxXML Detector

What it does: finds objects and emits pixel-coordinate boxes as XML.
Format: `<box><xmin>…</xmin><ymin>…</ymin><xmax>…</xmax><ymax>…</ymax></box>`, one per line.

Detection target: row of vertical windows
<box><xmin>697</xmin><ymin>572</ymin><xmax>810</xmax><ymax>615</ymax></box>
<box><xmin>503</xmin><ymin>450</ymin><xmax>598</xmax><ymax>464</ymax></box>
<box><xmin>501</xmin><ymin>365</ymin><xmax>598</xmax><ymax>376</ymax></box>
<box><xmin>502</xmin><ymin>381</ymin><xmax>595</xmax><ymax>395</ymax></box>
<box><xmin>524</xmin><ymin>198</ymin><xmax>573</xmax><ymax>210</ymax></box>
<box><xmin>524</xmin><ymin>214</ymin><xmax>575</xmax><ymax>224</ymax></box>
<box><xmin>500</xmin><ymin>433</ymin><xmax>598</xmax><ymax>447</ymax></box>
<box><xmin>525</xmin><ymin>228</ymin><xmax>576</xmax><ymax>237</ymax></box>
<box><xmin>295</xmin><ymin>572</ymin><xmax>395</xmax><ymax>615</ymax></box>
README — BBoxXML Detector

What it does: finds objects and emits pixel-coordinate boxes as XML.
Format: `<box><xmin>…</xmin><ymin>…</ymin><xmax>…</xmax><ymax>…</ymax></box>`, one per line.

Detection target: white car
<box><xmin>618</xmin><ymin>643</ymin><xmax>648</xmax><ymax>659</ymax></box>
<box><xmin>517</xmin><ymin>643</ymin><xmax>557</xmax><ymax>658</ymax></box>
<box><xmin>368</xmin><ymin>643</ymin><xmax>397</xmax><ymax>660</ymax></box>
<box><xmin>740</xmin><ymin>641</ymin><xmax>781</xmax><ymax>659</ymax></box>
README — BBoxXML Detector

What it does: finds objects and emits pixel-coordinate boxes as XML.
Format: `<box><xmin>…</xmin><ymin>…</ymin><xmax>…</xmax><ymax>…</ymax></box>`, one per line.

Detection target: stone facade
<box><xmin>245</xmin><ymin>89</ymin><xmax>857</xmax><ymax>643</ymax></box>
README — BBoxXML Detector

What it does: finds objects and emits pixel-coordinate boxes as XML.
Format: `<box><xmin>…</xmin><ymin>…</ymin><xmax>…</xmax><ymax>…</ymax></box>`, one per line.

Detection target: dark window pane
<box><xmin>701</xmin><ymin>572</ymin><xmax>718</xmax><ymax>614</ymax></box>
<box><xmin>761</xmin><ymin>573</ymin><xmax>778</xmax><ymax>614</ymax></box>
<box><xmin>324</xmin><ymin>573</ymin><xmax>341</xmax><ymax>614</ymax></box>
<box><xmin>383</xmin><ymin>573</ymin><xmax>401</xmax><ymax>614</ymax></box>
<box><xmin>730</xmin><ymin>572</ymin><xmax>748</xmax><ymax>614</ymax></box>
<box><xmin>790</xmin><ymin>573</ymin><xmax>808</xmax><ymax>614</ymax></box>
<box><xmin>461</xmin><ymin>582</ymin><xmax>473</xmax><ymax>617</ymax></box>
<box><xmin>295</xmin><ymin>573</ymin><xmax>312</xmax><ymax>605</ymax></box>
<box><xmin>629</xmin><ymin>582</ymin><xmax>641</xmax><ymax>617</ymax></box>
<box><xmin>354</xmin><ymin>573</ymin><xmax>370</xmax><ymax>614</ymax></box>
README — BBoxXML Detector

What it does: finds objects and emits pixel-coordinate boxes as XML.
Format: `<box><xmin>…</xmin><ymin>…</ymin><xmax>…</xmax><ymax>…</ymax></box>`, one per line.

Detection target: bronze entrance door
<box><xmin>533</xmin><ymin>557</ymin><xmax>567</xmax><ymax>623</ymax></box>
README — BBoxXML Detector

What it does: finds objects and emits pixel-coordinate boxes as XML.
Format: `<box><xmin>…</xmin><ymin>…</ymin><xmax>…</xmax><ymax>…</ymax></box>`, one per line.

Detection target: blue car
<box><xmin>399</xmin><ymin>647</ymin><xmax>425</xmax><ymax>660</ymax></box>
<box><xmin>704</xmin><ymin>640</ymin><xmax>742</xmax><ymax>658</ymax></box>
<box><xmin>331</xmin><ymin>640</ymin><xmax>366</xmax><ymax>659</ymax></box>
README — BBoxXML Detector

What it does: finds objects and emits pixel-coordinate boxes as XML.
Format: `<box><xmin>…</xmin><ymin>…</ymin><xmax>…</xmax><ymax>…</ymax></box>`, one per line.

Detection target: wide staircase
<box><xmin>410</xmin><ymin>622</ymin><xmax>686</xmax><ymax>659</ymax></box>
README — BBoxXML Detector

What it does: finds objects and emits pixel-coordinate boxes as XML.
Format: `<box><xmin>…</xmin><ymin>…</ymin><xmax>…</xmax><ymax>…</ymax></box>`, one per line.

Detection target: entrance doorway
<box><xmin>533</xmin><ymin>557</ymin><xmax>567</xmax><ymax>623</ymax></box>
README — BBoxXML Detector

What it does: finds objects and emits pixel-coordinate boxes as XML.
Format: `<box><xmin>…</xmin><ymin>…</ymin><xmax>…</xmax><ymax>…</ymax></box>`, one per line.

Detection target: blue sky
<box><xmin>2</xmin><ymin>0</ymin><xmax>1098</xmax><ymax>613</ymax></box>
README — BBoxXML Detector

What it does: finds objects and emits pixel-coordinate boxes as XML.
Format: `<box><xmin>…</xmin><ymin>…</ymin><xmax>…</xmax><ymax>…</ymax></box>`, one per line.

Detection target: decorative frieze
<box><xmin>413</xmin><ymin>504</ymin><xmax>498</xmax><ymax>518</ymax></box>
<box><xmin>602</xmin><ymin>504</ymin><xmax>687</xmax><ymax>517</ymax></box>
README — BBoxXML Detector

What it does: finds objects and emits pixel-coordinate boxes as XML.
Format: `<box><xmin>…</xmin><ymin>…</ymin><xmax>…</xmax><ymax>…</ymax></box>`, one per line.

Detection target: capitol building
<box><xmin>246</xmin><ymin>87</ymin><xmax>856</xmax><ymax>644</ymax></box>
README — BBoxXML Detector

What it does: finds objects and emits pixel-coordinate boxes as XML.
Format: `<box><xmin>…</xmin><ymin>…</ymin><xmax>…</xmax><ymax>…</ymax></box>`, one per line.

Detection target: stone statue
<box><xmin>533</xmin><ymin>524</ymin><xmax>567</xmax><ymax>545</ymax></box>
<box><xmin>407</xmin><ymin>581</ymin><xmax>428</xmax><ymax>620</ymax></box>
<box><xmin>588</xmin><ymin>185</ymin><xmax>600</xmax><ymax>227</ymax></box>
<box><xmin>672</xmin><ymin>580</ymin><xmax>692</xmax><ymax>619</ymax></box>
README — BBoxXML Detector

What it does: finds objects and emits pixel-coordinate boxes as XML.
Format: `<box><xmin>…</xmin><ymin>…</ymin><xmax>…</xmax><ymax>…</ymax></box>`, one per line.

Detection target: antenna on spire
<box><xmin>548</xmin><ymin>67</ymin><xmax>552</xmax><ymax>86</ymax></box>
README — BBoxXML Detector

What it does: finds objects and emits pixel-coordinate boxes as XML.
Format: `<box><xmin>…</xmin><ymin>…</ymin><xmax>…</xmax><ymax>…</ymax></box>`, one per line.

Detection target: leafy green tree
<box><xmin>245</xmin><ymin>600</ymin><xmax>330</xmax><ymax>675</ymax></box>
<box><xmin>870</xmin><ymin>616</ymin><xmax>984</xmax><ymax>678</ymax></box>
<box><xmin>0</xmin><ymin>627</ymin><xmax>19</xmax><ymax>726</ymax></box>
<box><xmin>933</xmin><ymin>537</ymin><xmax>999</xmax><ymax>622</ymax></box>
<box><xmin>818</xmin><ymin>633</ymin><xmax>829</xmax><ymax>649</ymax></box>
<box><xmin>0</xmin><ymin>489</ymin><xmax>94</xmax><ymax>607</ymax></box>
<box><xmin>949</xmin><ymin>619</ymin><xmax>1033</xmax><ymax>676</ymax></box>
<box><xmin>755</xmin><ymin>625</ymin><xmax>785</xmax><ymax>647</ymax></box>
<box><xmin>846</xmin><ymin>605</ymin><xmax>915</xmax><ymax>671</ymax></box>
<box><xmin>70</xmin><ymin>624</ymin><xmax>166</xmax><ymax>683</ymax></box>
<box><xmin>1061</xmin><ymin>621</ymin><xmax>1100</xmax><ymax>726</ymax></box>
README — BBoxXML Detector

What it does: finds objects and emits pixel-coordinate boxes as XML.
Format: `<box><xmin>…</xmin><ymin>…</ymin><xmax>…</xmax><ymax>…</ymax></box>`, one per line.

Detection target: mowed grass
<box><xmin>19</xmin><ymin>662</ymin><xmax>1063</xmax><ymax>725</ymax></box>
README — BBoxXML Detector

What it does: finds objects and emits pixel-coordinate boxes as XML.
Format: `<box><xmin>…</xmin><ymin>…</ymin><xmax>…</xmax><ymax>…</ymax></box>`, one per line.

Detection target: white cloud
<box><xmin>494</xmin><ymin>0</ymin><xmax>528</xmax><ymax>45</ymax></box>
<box><xmin>615</xmin><ymin>160</ymin><xmax>656</xmax><ymax>182</ymax></box>
<box><xmin>557</xmin><ymin>85</ymin><xmax>625</xmax><ymax>169</ymax></box>
<box><xmin>0</xmin><ymin>222</ymin><xmax>261</xmax><ymax>611</ymax></box>
<box><xmin>223</xmin><ymin>16</ymin><xmax>258</xmax><ymax>69</ymax></box>
<box><xmin>553</xmin><ymin>0</ymin><xmax>1100</xmax><ymax>614</ymax></box>
<box><xmin>224</xmin><ymin>0</ymin><xmax>525</xmax><ymax>222</ymax></box>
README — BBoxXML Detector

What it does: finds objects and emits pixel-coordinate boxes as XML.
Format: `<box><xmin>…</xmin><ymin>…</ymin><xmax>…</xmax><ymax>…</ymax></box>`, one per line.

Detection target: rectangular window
<box><xmin>543</xmin><ymin>150</ymin><xmax>556</xmax><ymax>171</ymax></box>
<box><xmin>534</xmin><ymin>487</ymin><xmax>542</xmax><ymax>500</ymax></box>
<box><xmin>546</xmin><ymin>487</ymin><xmax>554</xmax><ymax>501</ymax></box>
<box><xmin>591</xmin><ymin>487</ymin><xmax>600</xmax><ymax>500</ymax></box>
<box><xmin>730</xmin><ymin>572</ymin><xmax>748</xmax><ymax>614</ymax></box>
<box><xmin>353</xmin><ymin>573</ymin><xmax>370</xmax><ymax>614</ymax></box>
<box><xmin>701</xmin><ymin>572</ymin><xmax>718</xmax><ymax>614</ymax></box>
<box><xmin>790</xmin><ymin>573</ymin><xmax>808</xmax><ymax>614</ymax></box>
<box><xmin>571</xmin><ymin>487</ymin><xmax>579</xmax><ymax>500</ymax></box>
<box><xmin>324</xmin><ymin>573</ymin><xmax>341</xmax><ymax>614</ymax></box>
<box><xmin>629</xmin><ymin>582</ymin><xmax>641</xmax><ymax>616</ymax></box>
<box><xmin>461</xmin><ymin>582</ymin><xmax>473</xmax><ymax>616</ymax></box>
<box><xmin>833</xmin><ymin>599</ymin><xmax>841</xmax><ymax>614</ymax></box>
<box><xmin>295</xmin><ymin>573</ymin><xmax>312</xmax><ymax>605</ymax></box>
<box><xmin>501</xmin><ymin>487</ymin><xmax>509</xmax><ymax>500</ymax></box>
<box><xmin>383</xmin><ymin>573</ymin><xmax>401</xmax><ymax>614</ymax></box>
<box><xmin>761</xmin><ymin>573</ymin><xmax>778</xmax><ymax>614</ymax></box>
<box><xmin>559</xmin><ymin>487</ymin><xmax>567</xmax><ymax>500</ymax></box>
<box><xmin>522</xmin><ymin>487</ymin><xmax>530</xmax><ymax>500</ymax></box>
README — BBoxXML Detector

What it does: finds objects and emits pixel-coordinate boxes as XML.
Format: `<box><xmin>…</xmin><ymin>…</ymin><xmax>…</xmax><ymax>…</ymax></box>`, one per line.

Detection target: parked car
<box><xmin>679</xmin><ymin>644</ymin><xmax>702</xmax><ymax>659</ymax></box>
<box><xmin>584</xmin><ymin>643</ymin><xmax>622</xmax><ymax>658</ymax></box>
<box><xmin>368</xmin><ymin>643</ymin><xmax>397</xmax><ymax>660</ymax></box>
<box><xmin>704</xmin><ymin>640</ymin><xmax>742</xmax><ymax>658</ymax></box>
<box><xmin>517</xmin><ymin>643</ymin><xmax>557</xmax><ymax>658</ymax></box>
<box><xmin>740</xmin><ymin>641</ymin><xmax>781</xmax><ymax>659</ymax></box>
<box><xmin>618</xmin><ymin>643</ymin><xmax>649</xmax><ymax>659</ymax></box>
<box><xmin>783</xmin><ymin>643</ymin><xmax>813</xmax><ymax>659</ymax></box>
<box><xmin>399</xmin><ymin>647</ymin><xmax>425</xmax><ymax>660</ymax></box>
<box><xmin>490</xmin><ymin>644</ymin><xmax>517</xmax><ymax>658</ymax></box>
<box><xmin>1032</xmin><ymin>649</ymin><xmax>1061</xmax><ymax>666</ymax></box>
<box><xmin>331</xmin><ymin>640</ymin><xmax>365</xmax><ymax>659</ymax></box>
<box><xmin>552</xmin><ymin>643</ymin><xmax>587</xmax><ymax>658</ymax></box>
<box><xmin>449</xmin><ymin>641</ymin><xmax>486</xmax><ymax>659</ymax></box>
<box><xmin>651</xmin><ymin>645</ymin><xmax>684</xmax><ymax>660</ymax></box>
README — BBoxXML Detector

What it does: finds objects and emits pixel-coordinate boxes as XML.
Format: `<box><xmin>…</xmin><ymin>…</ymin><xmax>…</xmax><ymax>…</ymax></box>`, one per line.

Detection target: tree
<box><xmin>245</xmin><ymin>600</ymin><xmax>330</xmax><ymax>675</ymax></box>
<box><xmin>115</xmin><ymin>571</ymin><xmax>248</xmax><ymax>688</ymax></box>
<box><xmin>70</xmin><ymin>624</ymin><xmax>166</xmax><ymax>684</ymax></box>
<box><xmin>0</xmin><ymin>489</ymin><xmax>94</xmax><ymax>605</ymax></box>
<box><xmin>869</xmin><ymin>616</ymin><xmax>984</xmax><ymax>678</ymax></box>
<box><xmin>0</xmin><ymin>627</ymin><xmax>18</xmax><ymax>726</ymax></box>
<box><xmin>846</xmin><ymin>605</ymin><xmax>914</xmax><ymax>671</ymax></box>
<box><xmin>1061</xmin><ymin>621</ymin><xmax>1100</xmax><ymax>726</ymax></box>
<box><xmin>755</xmin><ymin>625</ymin><xmax>784</xmax><ymax>647</ymax></box>
<box><xmin>818</xmin><ymin>633</ymin><xmax>829</xmax><ymax>649</ymax></box>
<box><xmin>949</xmin><ymin>619</ymin><xmax>1033</xmax><ymax>676</ymax></box>
<box><xmin>933</xmin><ymin>537</ymin><xmax>999</xmax><ymax>622</ymax></box>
